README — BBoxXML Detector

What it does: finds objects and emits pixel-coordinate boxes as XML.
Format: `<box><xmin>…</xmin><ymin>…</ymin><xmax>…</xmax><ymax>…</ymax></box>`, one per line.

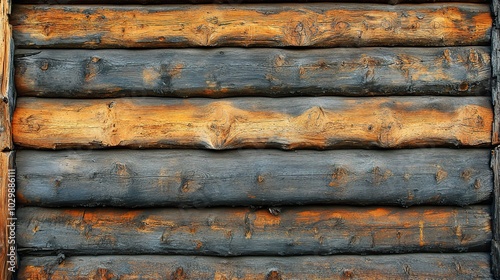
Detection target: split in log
<box><xmin>11</xmin><ymin>4</ymin><xmax>492</xmax><ymax>48</ymax></box>
<box><xmin>17</xmin><ymin>206</ymin><xmax>492</xmax><ymax>256</ymax></box>
<box><xmin>12</xmin><ymin>97</ymin><xmax>493</xmax><ymax>150</ymax></box>
<box><xmin>16</xmin><ymin>149</ymin><xmax>492</xmax><ymax>208</ymax></box>
<box><xmin>493</xmin><ymin>240</ymin><xmax>499</xmax><ymax>279</ymax></box>
<box><xmin>492</xmin><ymin>148</ymin><xmax>500</xmax><ymax>279</ymax></box>
<box><xmin>17</xmin><ymin>253</ymin><xmax>494</xmax><ymax>280</ymax></box>
<box><xmin>0</xmin><ymin>152</ymin><xmax>15</xmax><ymax>280</ymax></box>
<box><xmin>14</xmin><ymin>47</ymin><xmax>492</xmax><ymax>98</ymax></box>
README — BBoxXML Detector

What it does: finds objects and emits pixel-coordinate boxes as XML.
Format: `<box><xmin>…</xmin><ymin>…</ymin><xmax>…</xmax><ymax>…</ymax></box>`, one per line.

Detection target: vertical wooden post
<box><xmin>492</xmin><ymin>0</ymin><xmax>500</xmax><ymax>278</ymax></box>
<box><xmin>0</xmin><ymin>0</ymin><xmax>15</xmax><ymax>279</ymax></box>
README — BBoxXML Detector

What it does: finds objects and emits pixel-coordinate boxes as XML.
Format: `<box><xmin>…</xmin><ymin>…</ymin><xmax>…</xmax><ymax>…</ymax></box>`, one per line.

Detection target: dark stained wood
<box><xmin>11</xmin><ymin>4</ymin><xmax>492</xmax><ymax>48</ymax></box>
<box><xmin>14</xmin><ymin>47</ymin><xmax>492</xmax><ymax>98</ymax></box>
<box><xmin>16</xmin><ymin>149</ymin><xmax>493</xmax><ymax>208</ymax></box>
<box><xmin>17</xmin><ymin>253</ymin><xmax>494</xmax><ymax>280</ymax></box>
<box><xmin>17</xmin><ymin>206</ymin><xmax>492</xmax><ymax>256</ymax></box>
<box><xmin>493</xmin><ymin>147</ymin><xmax>500</xmax><ymax>279</ymax></box>
<box><xmin>12</xmin><ymin>97</ymin><xmax>493</xmax><ymax>150</ymax></box>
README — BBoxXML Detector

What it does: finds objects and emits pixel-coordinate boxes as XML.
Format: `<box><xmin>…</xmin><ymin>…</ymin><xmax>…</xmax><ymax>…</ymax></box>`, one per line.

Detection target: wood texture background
<box><xmin>17</xmin><ymin>206</ymin><xmax>492</xmax><ymax>256</ymax></box>
<box><xmin>16</xmin><ymin>149</ymin><xmax>492</xmax><ymax>208</ymax></box>
<box><xmin>11</xmin><ymin>4</ymin><xmax>492</xmax><ymax>48</ymax></box>
<box><xmin>17</xmin><ymin>253</ymin><xmax>493</xmax><ymax>279</ymax></box>
<box><xmin>14</xmin><ymin>47</ymin><xmax>491</xmax><ymax>98</ymax></box>
<box><xmin>12</xmin><ymin>97</ymin><xmax>493</xmax><ymax>150</ymax></box>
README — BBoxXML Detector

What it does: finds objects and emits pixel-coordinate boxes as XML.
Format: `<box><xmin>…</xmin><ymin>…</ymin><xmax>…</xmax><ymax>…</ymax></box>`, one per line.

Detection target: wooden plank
<box><xmin>0</xmin><ymin>0</ymin><xmax>13</xmax><ymax>151</ymax></box>
<box><xmin>493</xmin><ymin>148</ymin><xmax>500</xmax><ymax>279</ymax></box>
<box><xmin>17</xmin><ymin>253</ymin><xmax>494</xmax><ymax>280</ymax></box>
<box><xmin>12</xmin><ymin>96</ymin><xmax>493</xmax><ymax>150</ymax></box>
<box><xmin>16</xmin><ymin>149</ymin><xmax>493</xmax><ymax>208</ymax></box>
<box><xmin>17</xmin><ymin>206</ymin><xmax>492</xmax><ymax>256</ymax></box>
<box><xmin>11</xmin><ymin>4</ymin><xmax>492</xmax><ymax>48</ymax></box>
<box><xmin>14</xmin><ymin>47</ymin><xmax>492</xmax><ymax>98</ymax></box>
<box><xmin>0</xmin><ymin>152</ymin><xmax>15</xmax><ymax>280</ymax></box>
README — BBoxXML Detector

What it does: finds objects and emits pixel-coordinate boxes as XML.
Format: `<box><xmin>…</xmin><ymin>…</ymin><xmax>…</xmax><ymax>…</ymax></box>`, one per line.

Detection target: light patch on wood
<box><xmin>329</xmin><ymin>166</ymin><xmax>348</xmax><ymax>187</ymax></box>
<box><xmin>419</xmin><ymin>221</ymin><xmax>425</xmax><ymax>247</ymax></box>
<box><xmin>435</xmin><ymin>166</ymin><xmax>448</xmax><ymax>183</ymax></box>
<box><xmin>142</xmin><ymin>67</ymin><xmax>160</xmax><ymax>87</ymax></box>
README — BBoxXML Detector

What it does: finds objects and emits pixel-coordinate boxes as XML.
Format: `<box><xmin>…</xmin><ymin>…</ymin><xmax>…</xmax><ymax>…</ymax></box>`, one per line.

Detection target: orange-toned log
<box><xmin>11</xmin><ymin>4</ymin><xmax>492</xmax><ymax>48</ymax></box>
<box><xmin>17</xmin><ymin>253</ymin><xmax>494</xmax><ymax>280</ymax></box>
<box><xmin>0</xmin><ymin>0</ymin><xmax>13</xmax><ymax>151</ymax></box>
<box><xmin>12</xmin><ymin>97</ymin><xmax>493</xmax><ymax>150</ymax></box>
<box><xmin>17</xmin><ymin>206</ymin><xmax>491</xmax><ymax>256</ymax></box>
<box><xmin>0</xmin><ymin>152</ymin><xmax>15</xmax><ymax>280</ymax></box>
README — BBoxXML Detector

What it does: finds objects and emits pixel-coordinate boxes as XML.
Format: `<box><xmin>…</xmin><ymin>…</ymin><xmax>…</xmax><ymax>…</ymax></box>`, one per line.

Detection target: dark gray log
<box><xmin>18</xmin><ymin>253</ymin><xmax>494</xmax><ymax>280</ymax></box>
<box><xmin>16</xmin><ymin>149</ymin><xmax>493</xmax><ymax>208</ymax></box>
<box><xmin>14</xmin><ymin>47</ymin><xmax>491</xmax><ymax>98</ymax></box>
<box><xmin>493</xmin><ymin>240</ymin><xmax>499</xmax><ymax>279</ymax></box>
<box><xmin>17</xmin><ymin>206</ymin><xmax>492</xmax><ymax>256</ymax></box>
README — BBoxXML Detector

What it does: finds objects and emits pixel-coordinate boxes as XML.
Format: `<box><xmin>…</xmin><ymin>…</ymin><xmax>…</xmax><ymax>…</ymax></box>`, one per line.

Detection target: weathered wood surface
<box><xmin>11</xmin><ymin>4</ymin><xmax>492</xmax><ymax>48</ymax></box>
<box><xmin>0</xmin><ymin>152</ymin><xmax>15</xmax><ymax>280</ymax></box>
<box><xmin>493</xmin><ymin>147</ymin><xmax>500</xmax><ymax>279</ymax></box>
<box><xmin>0</xmin><ymin>0</ymin><xmax>13</xmax><ymax>151</ymax></box>
<box><xmin>12</xmin><ymin>97</ymin><xmax>493</xmax><ymax>150</ymax></box>
<box><xmin>17</xmin><ymin>253</ymin><xmax>494</xmax><ymax>280</ymax></box>
<box><xmin>11</xmin><ymin>0</ymin><xmax>492</xmax><ymax>4</ymax></box>
<box><xmin>16</xmin><ymin>149</ymin><xmax>492</xmax><ymax>208</ymax></box>
<box><xmin>17</xmin><ymin>206</ymin><xmax>492</xmax><ymax>256</ymax></box>
<box><xmin>14</xmin><ymin>47</ymin><xmax>492</xmax><ymax>98</ymax></box>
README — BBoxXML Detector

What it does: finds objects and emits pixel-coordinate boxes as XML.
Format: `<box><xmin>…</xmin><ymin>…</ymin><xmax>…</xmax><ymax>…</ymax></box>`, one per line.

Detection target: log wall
<box><xmin>9</xmin><ymin>0</ymin><xmax>498</xmax><ymax>279</ymax></box>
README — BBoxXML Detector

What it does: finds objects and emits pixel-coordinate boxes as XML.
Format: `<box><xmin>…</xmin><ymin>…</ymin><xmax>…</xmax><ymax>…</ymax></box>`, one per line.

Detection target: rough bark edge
<box><xmin>0</xmin><ymin>0</ymin><xmax>13</xmax><ymax>151</ymax></box>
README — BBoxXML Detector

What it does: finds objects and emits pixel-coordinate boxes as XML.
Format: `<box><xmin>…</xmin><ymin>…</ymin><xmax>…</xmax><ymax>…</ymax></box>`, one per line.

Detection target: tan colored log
<box><xmin>17</xmin><ymin>206</ymin><xmax>492</xmax><ymax>256</ymax></box>
<box><xmin>0</xmin><ymin>0</ymin><xmax>13</xmax><ymax>151</ymax></box>
<box><xmin>11</xmin><ymin>4</ymin><xmax>492</xmax><ymax>48</ymax></box>
<box><xmin>12</xmin><ymin>97</ymin><xmax>493</xmax><ymax>150</ymax></box>
<box><xmin>0</xmin><ymin>152</ymin><xmax>15</xmax><ymax>280</ymax></box>
<box><xmin>17</xmin><ymin>253</ymin><xmax>494</xmax><ymax>280</ymax></box>
<box><xmin>11</xmin><ymin>0</ymin><xmax>492</xmax><ymax>4</ymax></box>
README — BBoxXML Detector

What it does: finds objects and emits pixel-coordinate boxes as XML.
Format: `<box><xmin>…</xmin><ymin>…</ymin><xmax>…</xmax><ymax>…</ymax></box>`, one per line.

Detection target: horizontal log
<box><xmin>17</xmin><ymin>206</ymin><xmax>492</xmax><ymax>256</ymax></box>
<box><xmin>12</xmin><ymin>97</ymin><xmax>493</xmax><ymax>150</ymax></box>
<box><xmin>14</xmin><ymin>47</ymin><xmax>492</xmax><ymax>98</ymax></box>
<box><xmin>17</xmin><ymin>253</ymin><xmax>494</xmax><ymax>279</ymax></box>
<box><xmin>12</xmin><ymin>0</ymin><xmax>492</xmax><ymax>4</ymax></box>
<box><xmin>11</xmin><ymin>4</ymin><xmax>492</xmax><ymax>48</ymax></box>
<box><xmin>16</xmin><ymin>149</ymin><xmax>492</xmax><ymax>207</ymax></box>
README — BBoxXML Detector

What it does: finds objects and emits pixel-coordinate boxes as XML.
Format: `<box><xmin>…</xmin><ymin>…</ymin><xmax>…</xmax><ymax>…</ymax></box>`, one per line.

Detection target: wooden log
<box><xmin>493</xmin><ymin>147</ymin><xmax>500</xmax><ymax>279</ymax></box>
<box><xmin>17</xmin><ymin>253</ymin><xmax>494</xmax><ymax>280</ymax></box>
<box><xmin>17</xmin><ymin>206</ymin><xmax>492</xmax><ymax>256</ymax></box>
<box><xmin>11</xmin><ymin>4</ymin><xmax>492</xmax><ymax>48</ymax></box>
<box><xmin>11</xmin><ymin>0</ymin><xmax>492</xmax><ymax>4</ymax></box>
<box><xmin>0</xmin><ymin>0</ymin><xmax>13</xmax><ymax>151</ymax></box>
<box><xmin>0</xmin><ymin>152</ymin><xmax>15</xmax><ymax>280</ymax></box>
<box><xmin>14</xmin><ymin>47</ymin><xmax>492</xmax><ymax>98</ymax></box>
<box><xmin>16</xmin><ymin>149</ymin><xmax>493</xmax><ymax>208</ymax></box>
<box><xmin>12</xmin><ymin>97</ymin><xmax>493</xmax><ymax>150</ymax></box>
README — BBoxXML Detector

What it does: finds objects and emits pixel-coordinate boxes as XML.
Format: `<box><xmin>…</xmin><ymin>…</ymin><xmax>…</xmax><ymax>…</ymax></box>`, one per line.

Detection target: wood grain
<box><xmin>0</xmin><ymin>152</ymin><xmax>15</xmax><ymax>280</ymax></box>
<box><xmin>17</xmin><ymin>206</ymin><xmax>492</xmax><ymax>256</ymax></box>
<box><xmin>11</xmin><ymin>4</ymin><xmax>492</xmax><ymax>48</ymax></box>
<box><xmin>17</xmin><ymin>253</ymin><xmax>494</xmax><ymax>280</ymax></box>
<box><xmin>16</xmin><ymin>149</ymin><xmax>492</xmax><ymax>208</ymax></box>
<box><xmin>12</xmin><ymin>97</ymin><xmax>493</xmax><ymax>150</ymax></box>
<box><xmin>0</xmin><ymin>0</ymin><xmax>13</xmax><ymax>151</ymax></box>
<box><xmin>11</xmin><ymin>0</ymin><xmax>492</xmax><ymax>4</ymax></box>
<box><xmin>14</xmin><ymin>47</ymin><xmax>492</xmax><ymax>98</ymax></box>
